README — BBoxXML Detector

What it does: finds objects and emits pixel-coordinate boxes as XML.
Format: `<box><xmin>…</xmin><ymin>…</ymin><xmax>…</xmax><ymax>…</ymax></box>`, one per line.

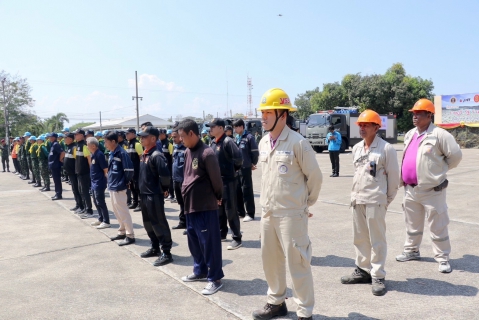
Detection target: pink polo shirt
<box><xmin>402</xmin><ymin>131</ymin><xmax>425</xmax><ymax>185</ymax></box>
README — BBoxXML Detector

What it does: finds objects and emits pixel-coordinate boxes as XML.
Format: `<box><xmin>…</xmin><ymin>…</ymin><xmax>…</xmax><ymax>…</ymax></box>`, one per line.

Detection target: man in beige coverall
<box><xmin>340</xmin><ymin>110</ymin><xmax>399</xmax><ymax>296</ymax></box>
<box><xmin>396</xmin><ymin>99</ymin><xmax>462</xmax><ymax>273</ymax></box>
<box><xmin>252</xmin><ymin>88</ymin><xmax>322</xmax><ymax>320</ymax></box>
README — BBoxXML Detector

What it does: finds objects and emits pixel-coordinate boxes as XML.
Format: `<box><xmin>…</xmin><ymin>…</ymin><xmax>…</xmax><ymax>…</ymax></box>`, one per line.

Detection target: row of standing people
<box><xmin>2</xmin><ymin>90</ymin><xmax>462</xmax><ymax>320</ymax></box>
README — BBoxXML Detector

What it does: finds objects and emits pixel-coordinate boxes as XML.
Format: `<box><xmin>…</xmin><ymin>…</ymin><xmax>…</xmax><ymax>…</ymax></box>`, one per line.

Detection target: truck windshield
<box><xmin>308</xmin><ymin>114</ymin><xmax>329</xmax><ymax>126</ymax></box>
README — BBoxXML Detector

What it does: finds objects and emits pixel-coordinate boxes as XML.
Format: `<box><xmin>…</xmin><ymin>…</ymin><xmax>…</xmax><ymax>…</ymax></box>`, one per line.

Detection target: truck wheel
<box><xmin>313</xmin><ymin>146</ymin><xmax>323</xmax><ymax>153</ymax></box>
<box><xmin>340</xmin><ymin>139</ymin><xmax>348</xmax><ymax>153</ymax></box>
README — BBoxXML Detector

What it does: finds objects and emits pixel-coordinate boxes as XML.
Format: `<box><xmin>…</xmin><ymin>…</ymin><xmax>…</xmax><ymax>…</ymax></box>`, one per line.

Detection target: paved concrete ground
<box><xmin>0</xmin><ymin>144</ymin><xmax>478</xmax><ymax>319</ymax></box>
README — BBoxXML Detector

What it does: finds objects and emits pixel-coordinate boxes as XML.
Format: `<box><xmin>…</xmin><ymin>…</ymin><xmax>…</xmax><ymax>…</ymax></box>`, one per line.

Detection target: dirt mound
<box><xmin>449</xmin><ymin>127</ymin><xmax>479</xmax><ymax>148</ymax></box>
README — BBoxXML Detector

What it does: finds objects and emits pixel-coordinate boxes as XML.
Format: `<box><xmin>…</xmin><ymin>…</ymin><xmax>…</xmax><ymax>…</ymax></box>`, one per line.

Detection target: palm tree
<box><xmin>44</xmin><ymin>112</ymin><xmax>69</xmax><ymax>132</ymax></box>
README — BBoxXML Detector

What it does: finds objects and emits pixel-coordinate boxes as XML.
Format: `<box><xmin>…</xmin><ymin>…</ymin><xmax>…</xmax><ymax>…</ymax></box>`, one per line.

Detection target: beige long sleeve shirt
<box><xmin>400</xmin><ymin>123</ymin><xmax>462</xmax><ymax>190</ymax></box>
<box><xmin>351</xmin><ymin>135</ymin><xmax>400</xmax><ymax>206</ymax></box>
<box><xmin>259</xmin><ymin>126</ymin><xmax>323</xmax><ymax>217</ymax></box>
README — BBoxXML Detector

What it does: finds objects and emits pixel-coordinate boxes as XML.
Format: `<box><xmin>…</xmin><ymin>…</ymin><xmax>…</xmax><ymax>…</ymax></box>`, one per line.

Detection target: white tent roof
<box><xmin>83</xmin><ymin>114</ymin><xmax>174</xmax><ymax>131</ymax></box>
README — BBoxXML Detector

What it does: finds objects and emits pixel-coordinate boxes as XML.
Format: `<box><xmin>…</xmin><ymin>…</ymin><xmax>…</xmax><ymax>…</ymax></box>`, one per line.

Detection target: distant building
<box><xmin>83</xmin><ymin>114</ymin><xmax>174</xmax><ymax>131</ymax></box>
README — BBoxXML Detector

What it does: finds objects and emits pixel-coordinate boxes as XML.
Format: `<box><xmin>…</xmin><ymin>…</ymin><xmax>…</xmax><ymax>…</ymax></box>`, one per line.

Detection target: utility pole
<box><xmin>1</xmin><ymin>78</ymin><xmax>9</xmax><ymax>156</ymax></box>
<box><xmin>132</xmin><ymin>71</ymin><xmax>143</xmax><ymax>132</ymax></box>
<box><xmin>99</xmin><ymin>111</ymin><xmax>102</xmax><ymax>131</ymax></box>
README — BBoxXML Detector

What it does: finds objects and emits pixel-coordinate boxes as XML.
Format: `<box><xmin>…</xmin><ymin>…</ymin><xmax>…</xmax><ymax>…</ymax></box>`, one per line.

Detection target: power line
<box><xmin>29</xmin><ymin>79</ymin><xmax>263</xmax><ymax>98</ymax></box>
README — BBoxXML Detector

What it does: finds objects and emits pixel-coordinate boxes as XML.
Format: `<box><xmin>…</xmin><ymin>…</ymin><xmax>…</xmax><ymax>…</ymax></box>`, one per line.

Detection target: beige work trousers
<box><xmin>353</xmin><ymin>204</ymin><xmax>387</xmax><ymax>279</ymax></box>
<box><xmin>110</xmin><ymin>190</ymin><xmax>135</xmax><ymax>237</ymax></box>
<box><xmin>260</xmin><ymin>213</ymin><xmax>314</xmax><ymax>318</ymax></box>
<box><xmin>402</xmin><ymin>185</ymin><xmax>450</xmax><ymax>262</ymax></box>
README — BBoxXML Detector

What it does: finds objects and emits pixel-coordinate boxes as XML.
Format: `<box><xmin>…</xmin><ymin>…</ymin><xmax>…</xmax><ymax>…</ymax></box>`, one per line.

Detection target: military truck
<box><xmin>299</xmin><ymin>107</ymin><xmax>397</xmax><ymax>153</ymax></box>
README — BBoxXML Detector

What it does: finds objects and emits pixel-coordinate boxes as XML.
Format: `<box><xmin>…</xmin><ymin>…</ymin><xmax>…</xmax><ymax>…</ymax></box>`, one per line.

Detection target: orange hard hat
<box><xmin>409</xmin><ymin>99</ymin><xmax>435</xmax><ymax>114</ymax></box>
<box><xmin>356</xmin><ymin>109</ymin><xmax>382</xmax><ymax>126</ymax></box>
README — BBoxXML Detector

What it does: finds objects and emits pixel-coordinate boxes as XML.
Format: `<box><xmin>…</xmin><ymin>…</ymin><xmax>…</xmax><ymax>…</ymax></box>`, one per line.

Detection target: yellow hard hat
<box><xmin>258</xmin><ymin>88</ymin><xmax>297</xmax><ymax>112</ymax></box>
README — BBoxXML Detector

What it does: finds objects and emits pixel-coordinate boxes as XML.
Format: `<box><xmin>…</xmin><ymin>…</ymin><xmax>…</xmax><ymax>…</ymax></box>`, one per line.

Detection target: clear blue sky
<box><xmin>1</xmin><ymin>0</ymin><xmax>478</xmax><ymax>125</ymax></box>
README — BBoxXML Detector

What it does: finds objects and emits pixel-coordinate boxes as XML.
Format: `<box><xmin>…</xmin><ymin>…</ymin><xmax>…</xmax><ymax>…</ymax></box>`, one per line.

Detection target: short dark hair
<box><xmin>105</xmin><ymin>130</ymin><xmax>119</xmax><ymax>143</ymax></box>
<box><xmin>141</xmin><ymin>121</ymin><xmax>153</xmax><ymax>127</ymax></box>
<box><xmin>233</xmin><ymin>119</ymin><xmax>245</xmax><ymax>128</ymax></box>
<box><xmin>328</xmin><ymin>125</ymin><xmax>335</xmax><ymax>131</ymax></box>
<box><xmin>177</xmin><ymin>119</ymin><xmax>199</xmax><ymax>136</ymax></box>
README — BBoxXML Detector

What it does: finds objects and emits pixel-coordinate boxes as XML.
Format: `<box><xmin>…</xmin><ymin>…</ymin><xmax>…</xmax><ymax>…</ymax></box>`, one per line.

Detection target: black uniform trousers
<box><xmin>140</xmin><ymin>193</ymin><xmax>172</xmax><ymax>252</ymax></box>
<box><xmin>329</xmin><ymin>150</ymin><xmax>340</xmax><ymax>174</ymax></box>
<box><xmin>236</xmin><ymin>167</ymin><xmax>255</xmax><ymax>218</ymax></box>
<box><xmin>130</xmin><ymin>180</ymin><xmax>140</xmax><ymax>205</ymax></box>
<box><xmin>77</xmin><ymin>173</ymin><xmax>92</xmax><ymax>210</ymax></box>
<box><xmin>219</xmin><ymin>178</ymin><xmax>242</xmax><ymax>242</ymax></box>
<box><xmin>1</xmin><ymin>157</ymin><xmax>9</xmax><ymax>171</ymax></box>
<box><xmin>51</xmin><ymin>167</ymin><xmax>62</xmax><ymax>196</ymax></box>
<box><xmin>68</xmin><ymin>174</ymin><xmax>83</xmax><ymax>209</ymax></box>
<box><xmin>12</xmin><ymin>158</ymin><xmax>20</xmax><ymax>173</ymax></box>
<box><xmin>173</xmin><ymin>180</ymin><xmax>185</xmax><ymax>226</ymax></box>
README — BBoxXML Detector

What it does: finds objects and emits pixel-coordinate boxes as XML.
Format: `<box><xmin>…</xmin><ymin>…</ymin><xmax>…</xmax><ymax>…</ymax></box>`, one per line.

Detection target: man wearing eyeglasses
<box><xmin>396</xmin><ymin>99</ymin><xmax>462</xmax><ymax>274</ymax></box>
<box><xmin>341</xmin><ymin>109</ymin><xmax>399</xmax><ymax>296</ymax></box>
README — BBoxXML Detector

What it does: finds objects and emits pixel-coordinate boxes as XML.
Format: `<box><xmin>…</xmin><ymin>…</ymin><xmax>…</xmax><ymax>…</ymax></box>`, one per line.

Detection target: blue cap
<box><xmin>29</xmin><ymin>136</ymin><xmax>37</xmax><ymax>141</ymax></box>
<box><xmin>58</xmin><ymin>133</ymin><xmax>64</xmax><ymax>138</ymax></box>
<box><xmin>24</xmin><ymin>132</ymin><xmax>31</xmax><ymax>137</ymax></box>
<box><xmin>45</xmin><ymin>133</ymin><xmax>52</xmax><ymax>137</ymax></box>
<box><xmin>37</xmin><ymin>135</ymin><xmax>45</xmax><ymax>141</ymax></box>
<box><xmin>94</xmin><ymin>131</ymin><xmax>103</xmax><ymax>137</ymax></box>
<box><xmin>167</xmin><ymin>129</ymin><xmax>172</xmax><ymax>134</ymax></box>
<box><xmin>14</xmin><ymin>137</ymin><xmax>20</xmax><ymax>141</ymax></box>
<box><xmin>201</xmin><ymin>129</ymin><xmax>208</xmax><ymax>134</ymax></box>
<box><xmin>63</xmin><ymin>127</ymin><xmax>70</xmax><ymax>132</ymax></box>
<box><xmin>102</xmin><ymin>130</ymin><xmax>109</xmax><ymax>135</ymax></box>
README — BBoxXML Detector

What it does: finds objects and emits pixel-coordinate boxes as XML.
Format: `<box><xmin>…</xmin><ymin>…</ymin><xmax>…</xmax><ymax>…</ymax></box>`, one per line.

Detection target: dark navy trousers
<box><xmin>51</xmin><ymin>168</ymin><xmax>62</xmax><ymax>196</ymax></box>
<box><xmin>186</xmin><ymin>210</ymin><xmax>224</xmax><ymax>282</ymax></box>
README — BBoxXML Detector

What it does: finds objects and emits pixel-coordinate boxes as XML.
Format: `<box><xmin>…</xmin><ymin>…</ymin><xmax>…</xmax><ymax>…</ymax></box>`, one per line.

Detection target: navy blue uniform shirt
<box><xmin>48</xmin><ymin>141</ymin><xmax>63</xmax><ymax>169</ymax></box>
<box><xmin>90</xmin><ymin>149</ymin><xmax>108</xmax><ymax>191</ymax></box>
<box><xmin>172</xmin><ymin>143</ymin><xmax>186</xmax><ymax>183</ymax></box>
<box><xmin>108</xmin><ymin>145</ymin><xmax>134</xmax><ymax>191</ymax></box>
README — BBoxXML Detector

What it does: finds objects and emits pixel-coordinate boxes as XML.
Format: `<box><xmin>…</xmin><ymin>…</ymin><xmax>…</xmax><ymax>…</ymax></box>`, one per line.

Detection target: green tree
<box><xmin>44</xmin><ymin>112</ymin><xmax>69</xmax><ymax>132</ymax></box>
<box><xmin>0</xmin><ymin>71</ymin><xmax>34</xmax><ymax>138</ymax></box>
<box><xmin>292</xmin><ymin>87</ymin><xmax>320</xmax><ymax>120</ymax></box>
<box><xmin>70</xmin><ymin>122</ymin><xmax>94</xmax><ymax>131</ymax></box>
<box><xmin>233</xmin><ymin>113</ymin><xmax>244</xmax><ymax>118</ymax></box>
<box><xmin>296</xmin><ymin>63</ymin><xmax>434</xmax><ymax>132</ymax></box>
<box><xmin>310</xmin><ymin>82</ymin><xmax>348</xmax><ymax>111</ymax></box>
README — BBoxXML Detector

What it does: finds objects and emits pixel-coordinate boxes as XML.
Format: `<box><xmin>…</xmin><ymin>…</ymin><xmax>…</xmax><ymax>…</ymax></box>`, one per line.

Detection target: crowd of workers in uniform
<box><xmin>0</xmin><ymin>88</ymin><xmax>462</xmax><ymax>320</ymax></box>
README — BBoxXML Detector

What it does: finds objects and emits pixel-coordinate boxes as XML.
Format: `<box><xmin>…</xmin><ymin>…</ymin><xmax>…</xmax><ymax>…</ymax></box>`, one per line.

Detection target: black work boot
<box><xmin>340</xmin><ymin>266</ymin><xmax>372</xmax><ymax>284</ymax></box>
<box><xmin>372</xmin><ymin>278</ymin><xmax>386</xmax><ymax>296</ymax></box>
<box><xmin>252</xmin><ymin>302</ymin><xmax>288</xmax><ymax>320</ymax></box>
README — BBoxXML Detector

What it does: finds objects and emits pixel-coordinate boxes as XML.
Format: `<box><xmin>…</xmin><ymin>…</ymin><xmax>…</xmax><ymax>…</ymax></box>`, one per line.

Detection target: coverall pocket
<box><xmin>275</xmin><ymin>155</ymin><xmax>294</xmax><ymax>180</ymax></box>
<box><xmin>425</xmin><ymin>204</ymin><xmax>449</xmax><ymax>228</ymax></box>
<box><xmin>292</xmin><ymin>234</ymin><xmax>312</xmax><ymax>265</ymax></box>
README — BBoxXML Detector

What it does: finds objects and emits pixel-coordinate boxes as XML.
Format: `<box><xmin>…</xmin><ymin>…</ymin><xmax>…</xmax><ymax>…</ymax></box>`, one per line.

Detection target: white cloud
<box><xmin>128</xmin><ymin>74</ymin><xmax>184</xmax><ymax>92</ymax></box>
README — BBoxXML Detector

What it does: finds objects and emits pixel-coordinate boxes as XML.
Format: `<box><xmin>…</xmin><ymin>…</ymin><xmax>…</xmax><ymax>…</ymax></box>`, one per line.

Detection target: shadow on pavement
<box><xmin>311</xmin><ymin>255</ymin><xmax>355</xmax><ymax>268</ymax></box>
<box><xmin>314</xmin><ymin>313</ymin><xmax>380</xmax><ymax>319</ymax></box>
<box><xmin>453</xmin><ymin>255</ymin><xmax>479</xmax><ymax>273</ymax></box>
<box><xmin>241</xmin><ymin>239</ymin><xmax>261</xmax><ymax>249</ymax></box>
<box><xmin>221</xmin><ymin>278</ymin><xmax>269</xmax><ymax>296</ymax></box>
<box><xmin>388</xmin><ymin>278</ymin><xmax>478</xmax><ymax>296</ymax></box>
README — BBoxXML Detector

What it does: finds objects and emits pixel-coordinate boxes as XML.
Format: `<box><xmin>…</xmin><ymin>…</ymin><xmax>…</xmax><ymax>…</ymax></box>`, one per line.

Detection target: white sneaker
<box><xmin>201</xmin><ymin>280</ymin><xmax>223</xmax><ymax>295</ymax></box>
<box><xmin>243</xmin><ymin>215</ymin><xmax>253</xmax><ymax>222</ymax></box>
<box><xmin>90</xmin><ymin>220</ymin><xmax>101</xmax><ymax>226</ymax></box>
<box><xmin>96</xmin><ymin>222</ymin><xmax>111</xmax><ymax>229</ymax></box>
<box><xmin>438</xmin><ymin>261</ymin><xmax>452</xmax><ymax>273</ymax></box>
